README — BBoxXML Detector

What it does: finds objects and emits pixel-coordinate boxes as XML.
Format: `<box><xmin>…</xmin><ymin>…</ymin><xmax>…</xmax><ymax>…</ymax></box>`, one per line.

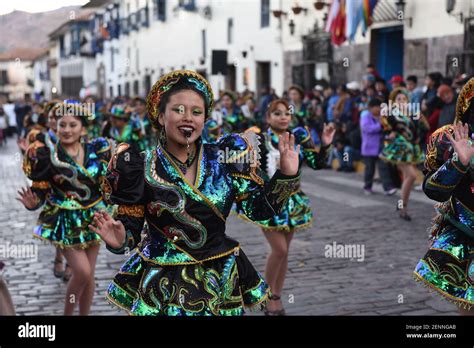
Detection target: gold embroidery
<box><xmin>117</xmin><ymin>204</ymin><xmax>145</xmax><ymax>218</ymax></box>
<box><xmin>31</xmin><ymin>181</ymin><xmax>50</xmax><ymax>189</ymax></box>
<box><xmin>99</xmin><ymin>176</ymin><xmax>113</xmax><ymax>204</ymax></box>
<box><xmin>271</xmin><ymin>177</ymin><xmax>301</xmax><ymax>206</ymax></box>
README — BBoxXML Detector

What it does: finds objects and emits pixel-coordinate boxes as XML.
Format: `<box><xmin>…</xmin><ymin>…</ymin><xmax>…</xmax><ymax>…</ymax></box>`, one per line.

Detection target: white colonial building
<box><xmin>80</xmin><ymin>0</ymin><xmax>474</xmax><ymax>99</ymax></box>
<box><xmin>87</xmin><ymin>0</ymin><xmax>328</xmax><ymax>98</ymax></box>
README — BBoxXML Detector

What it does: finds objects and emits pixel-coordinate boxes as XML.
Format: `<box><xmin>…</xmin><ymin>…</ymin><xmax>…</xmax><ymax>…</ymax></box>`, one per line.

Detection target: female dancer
<box><xmin>238</xmin><ymin>99</ymin><xmax>335</xmax><ymax>315</ymax></box>
<box><xmin>17</xmin><ymin>102</ymin><xmax>113</xmax><ymax>315</ymax></box>
<box><xmin>380</xmin><ymin>88</ymin><xmax>428</xmax><ymax>220</ymax></box>
<box><xmin>414</xmin><ymin>78</ymin><xmax>474</xmax><ymax>314</ymax></box>
<box><xmin>19</xmin><ymin>101</ymin><xmax>73</xmax><ymax>281</ymax></box>
<box><xmin>90</xmin><ymin>70</ymin><xmax>301</xmax><ymax>316</ymax></box>
<box><xmin>220</xmin><ymin>91</ymin><xmax>251</xmax><ymax>133</ymax></box>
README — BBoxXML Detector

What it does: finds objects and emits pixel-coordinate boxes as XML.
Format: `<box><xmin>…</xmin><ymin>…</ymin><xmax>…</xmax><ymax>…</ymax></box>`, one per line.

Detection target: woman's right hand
<box><xmin>16</xmin><ymin>186</ymin><xmax>40</xmax><ymax>210</ymax></box>
<box><xmin>89</xmin><ymin>211</ymin><xmax>126</xmax><ymax>249</ymax></box>
<box><xmin>446</xmin><ymin>122</ymin><xmax>474</xmax><ymax>167</ymax></box>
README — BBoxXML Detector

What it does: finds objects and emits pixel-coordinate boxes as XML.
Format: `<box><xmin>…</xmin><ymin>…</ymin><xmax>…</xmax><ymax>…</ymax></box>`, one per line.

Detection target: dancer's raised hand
<box><xmin>446</xmin><ymin>122</ymin><xmax>474</xmax><ymax>167</ymax></box>
<box><xmin>278</xmin><ymin>132</ymin><xmax>300</xmax><ymax>176</ymax></box>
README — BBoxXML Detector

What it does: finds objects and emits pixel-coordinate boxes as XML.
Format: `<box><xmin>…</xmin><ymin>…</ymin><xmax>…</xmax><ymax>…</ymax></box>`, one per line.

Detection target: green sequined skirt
<box><xmin>106</xmin><ymin>248</ymin><xmax>269</xmax><ymax>316</ymax></box>
<box><xmin>414</xmin><ymin>224</ymin><xmax>474</xmax><ymax>309</ymax></box>
<box><xmin>33</xmin><ymin>201</ymin><xmax>105</xmax><ymax>249</ymax></box>
<box><xmin>239</xmin><ymin>190</ymin><xmax>313</xmax><ymax>232</ymax></box>
<box><xmin>380</xmin><ymin>135</ymin><xmax>424</xmax><ymax>165</ymax></box>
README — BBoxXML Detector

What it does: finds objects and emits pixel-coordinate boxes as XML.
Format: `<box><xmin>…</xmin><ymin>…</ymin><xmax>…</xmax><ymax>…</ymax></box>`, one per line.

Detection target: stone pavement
<box><xmin>0</xmin><ymin>138</ymin><xmax>457</xmax><ymax>315</ymax></box>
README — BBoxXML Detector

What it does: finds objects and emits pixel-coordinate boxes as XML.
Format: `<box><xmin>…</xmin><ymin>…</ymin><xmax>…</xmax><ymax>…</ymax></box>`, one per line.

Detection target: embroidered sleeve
<box><xmin>293</xmin><ymin>126</ymin><xmax>331</xmax><ymax>170</ymax></box>
<box><xmin>101</xmin><ymin>143</ymin><xmax>146</xmax><ymax>254</ymax></box>
<box><xmin>423</xmin><ymin>125</ymin><xmax>468</xmax><ymax>202</ymax></box>
<box><xmin>219</xmin><ymin>133</ymin><xmax>301</xmax><ymax>220</ymax></box>
<box><xmin>22</xmin><ymin>141</ymin><xmax>52</xmax><ymax>210</ymax></box>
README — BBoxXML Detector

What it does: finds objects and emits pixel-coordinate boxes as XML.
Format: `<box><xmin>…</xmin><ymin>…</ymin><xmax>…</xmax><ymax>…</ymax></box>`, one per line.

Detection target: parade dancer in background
<box><xmin>238</xmin><ymin>99</ymin><xmax>335</xmax><ymax>315</ymax></box>
<box><xmin>18</xmin><ymin>101</ymin><xmax>73</xmax><ymax>281</ymax></box>
<box><xmin>131</xmin><ymin>97</ymin><xmax>156</xmax><ymax>151</ymax></box>
<box><xmin>17</xmin><ymin>102</ymin><xmax>113</xmax><ymax>315</ymax></box>
<box><xmin>288</xmin><ymin>85</ymin><xmax>310</xmax><ymax>129</ymax></box>
<box><xmin>102</xmin><ymin>105</ymin><xmax>140</xmax><ymax>151</ymax></box>
<box><xmin>380</xmin><ymin>88</ymin><xmax>429</xmax><ymax>221</ymax></box>
<box><xmin>414</xmin><ymin>78</ymin><xmax>474</xmax><ymax>315</ymax></box>
<box><xmin>221</xmin><ymin>90</ymin><xmax>250</xmax><ymax>133</ymax></box>
<box><xmin>90</xmin><ymin>70</ymin><xmax>301</xmax><ymax>316</ymax></box>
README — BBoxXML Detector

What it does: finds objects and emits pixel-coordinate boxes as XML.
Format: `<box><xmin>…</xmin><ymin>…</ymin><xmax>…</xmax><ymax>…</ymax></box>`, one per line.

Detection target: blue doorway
<box><xmin>374</xmin><ymin>26</ymin><xmax>404</xmax><ymax>82</ymax></box>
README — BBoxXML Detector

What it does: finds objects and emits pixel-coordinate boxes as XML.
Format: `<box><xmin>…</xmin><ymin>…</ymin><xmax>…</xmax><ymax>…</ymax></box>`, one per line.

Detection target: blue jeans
<box><xmin>334</xmin><ymin>146</ymin><xmax>355</xmax><ymax>169</ymax></box>
<box><xmin>363</xmin><ymin>156</ymin><xmax>395</xmax><ymax>191</ymax></box>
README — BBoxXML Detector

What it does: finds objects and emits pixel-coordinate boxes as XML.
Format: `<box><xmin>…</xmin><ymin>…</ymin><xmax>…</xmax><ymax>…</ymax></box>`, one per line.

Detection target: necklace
<box><xmin>168</xmin><ymin>149</ymin><xmax>196</xmax><ymax>174</ymax></box>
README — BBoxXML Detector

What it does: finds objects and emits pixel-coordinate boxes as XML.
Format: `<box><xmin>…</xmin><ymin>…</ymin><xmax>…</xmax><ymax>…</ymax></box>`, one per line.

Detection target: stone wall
<box><xmin>283</xmin><ymin>50</ymin><xmax>303</xmax><ymax>91</ymax></box>
<box><xmin>332</xmin><ymin>43</ymin><xmax>371</xmax><ymax>84</ymax></box>
<box><xmin>404</xmin><ymin>34</ymin><xmax>464</xmax><ymax>80</ymax></box>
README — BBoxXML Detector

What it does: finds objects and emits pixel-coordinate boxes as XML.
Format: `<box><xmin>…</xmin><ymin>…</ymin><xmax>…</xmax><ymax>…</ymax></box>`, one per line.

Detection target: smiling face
<box><xmin>158</xmin><ymin>89</ymin><xmax>206</xmax><ymax>147</ymax></box>
<box><xmin>267</xmin><ymin>102</ymin><xmax>291</xmax><ymax>133</ymax></box>
<box><xmin>57</xmin><ymin>115</ymin><xmax>86</xmax><ymax>145</ymax></box>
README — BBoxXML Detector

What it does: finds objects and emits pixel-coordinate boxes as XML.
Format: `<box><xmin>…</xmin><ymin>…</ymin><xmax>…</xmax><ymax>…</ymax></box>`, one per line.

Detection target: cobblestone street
<box><xmin>0</xmin><ymin>139</ymin><xmax>457</xmax><ymax>316</ymax></box>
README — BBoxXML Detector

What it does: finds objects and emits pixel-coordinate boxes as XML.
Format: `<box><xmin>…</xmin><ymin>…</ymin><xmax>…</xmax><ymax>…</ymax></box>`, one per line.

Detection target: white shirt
<box><xmin>2</xmin><ymin>104</ymin><xmax>16</xmax><ymax>127</ymax></box>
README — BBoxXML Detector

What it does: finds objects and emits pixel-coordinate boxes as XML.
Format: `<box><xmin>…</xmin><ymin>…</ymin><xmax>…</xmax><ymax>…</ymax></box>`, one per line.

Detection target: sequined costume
<box><xmin>131</xmin><ymin>112</ymin><xmax>156</xmax><ymax>151</ymax></box>
<box><xmin>414</xmin><ymin>78</ymin><xmax>474</xmax><ymax>309</ymax></box>
<box><xmin>380</xmin><ymin>90</ymin><xmax>427</xmax><ymax>165</ymax></box>
<box><xmin>102</xmin><ymin>70</ymin><xmax>301</xmax><ymax>316</ymax></box>
<box><xmin>201</xmin><ymin>119</ymin><xmax>222</xmax><ymax>144</ymax></box>
<box><xmin>102</xmin><ymin>106</ymin><xmax>140</xmax><ymax>151</ymax></box>
<box><xmin>23</xmin><ymin>135</ymin><xmax>113</xmax><ymax>249</ymax></box>
<box><xmin>238</xmin><ymin>126</ymin><xmax>330</xmax><ymax>232</ymax></box>
<box><xmin>289</xmin><ymin>102</ymin><xmax>311</xmax><ymax>130</ymax></box>
<box><xmin>222</xmin><ymin>108</ymin><xmax>252</xmax><ymax>134</ymax></box>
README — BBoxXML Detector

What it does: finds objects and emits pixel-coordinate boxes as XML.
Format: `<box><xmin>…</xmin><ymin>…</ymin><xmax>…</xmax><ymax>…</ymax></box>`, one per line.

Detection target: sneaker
<box><xmin>364</xmin><ymin>188</ymin><xmax>374</xmax><ymax>195</ymax></box>
<box><xmin>414</xmin><ymin>184</ymin><xmax>423</xmax><ymax>192</ymax></box>
<box><xmin>384</xmin><ymin>188</ymin><xmax>397</xmax><ymax>196</ymax></box>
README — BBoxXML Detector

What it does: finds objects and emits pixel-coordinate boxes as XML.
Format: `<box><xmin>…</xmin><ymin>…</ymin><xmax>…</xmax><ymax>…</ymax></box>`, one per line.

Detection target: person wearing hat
<box><xmin>389</xmin><ymin>75</ymin><xmax>404</xmax><ymax>90</ymax></box>
<box><xmin>18</xmin><ymin>100</ymin><xmax>75</xmax><ymax>282</ymax></box>
<box><xmin>131</xmin><ymin>97</ymin><xmax>156</xmax><ymax>152</ymax></box>
<box><xmin>90</xmin><ymin>70</ymin><xmax>302</xmax><ymax>316</ymax></box>
<box><xmin>102</xmin><ymin>104</ymin><xmax>139</xmax><ymax>151</ymax></box>
<box><xmin>414</xmin><ymin>78</ymin><xmax>474</xmax><ymax>315</ymax></box>
<box><xmin>437</xmin><ymin>84</ymin><xmax>457</xmax><ymax>128</ymax></box>
<box><xmin>17</xmin><ymin>101</ymin><xmax>114</xmax><ymax>315</ymax></box>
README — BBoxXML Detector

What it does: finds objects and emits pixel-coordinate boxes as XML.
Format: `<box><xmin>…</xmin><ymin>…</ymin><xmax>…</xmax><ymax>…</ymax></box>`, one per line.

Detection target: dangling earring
<box><xmin>159</xmin><ymin>127</ymin><xmax>167</xmax><ymax>147</ymax></box>
<box><xmin>80</xmin><ymin>136</ymin><xmax>85</xmax><ymax>144</ymax></box>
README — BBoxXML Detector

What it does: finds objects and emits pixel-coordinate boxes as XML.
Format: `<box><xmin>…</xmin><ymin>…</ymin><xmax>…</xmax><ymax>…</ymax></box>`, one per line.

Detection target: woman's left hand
<box><xmin>279</xmin><ymin>132</ymin><xmax>300</xmax><ymax>176</ymax></box>
<box><xmin>321</xmin><ymin>123</ymin><xmax>336</xmax><ymax>146</ymax></box>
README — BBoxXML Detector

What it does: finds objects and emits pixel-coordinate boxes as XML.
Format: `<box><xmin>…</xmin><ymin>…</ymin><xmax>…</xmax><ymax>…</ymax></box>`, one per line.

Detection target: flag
<box><xmin>360</xmin><ymin>0</ymin><xmax>378</xmax><ymax>35</ymax></box>
<box><xmin>331</xmin><ymin>0</ymin><xmax>346</xmax><ymax>46</ymax></box>
<box><xmin>346</xmin><ymin>0</ymin><xmax>362</xmax><ymax>42</ymax></box>
<box><xmin>325</xmin><ymin>0</ymin><xmax>341</xmax><ymax>32</ymax></box>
